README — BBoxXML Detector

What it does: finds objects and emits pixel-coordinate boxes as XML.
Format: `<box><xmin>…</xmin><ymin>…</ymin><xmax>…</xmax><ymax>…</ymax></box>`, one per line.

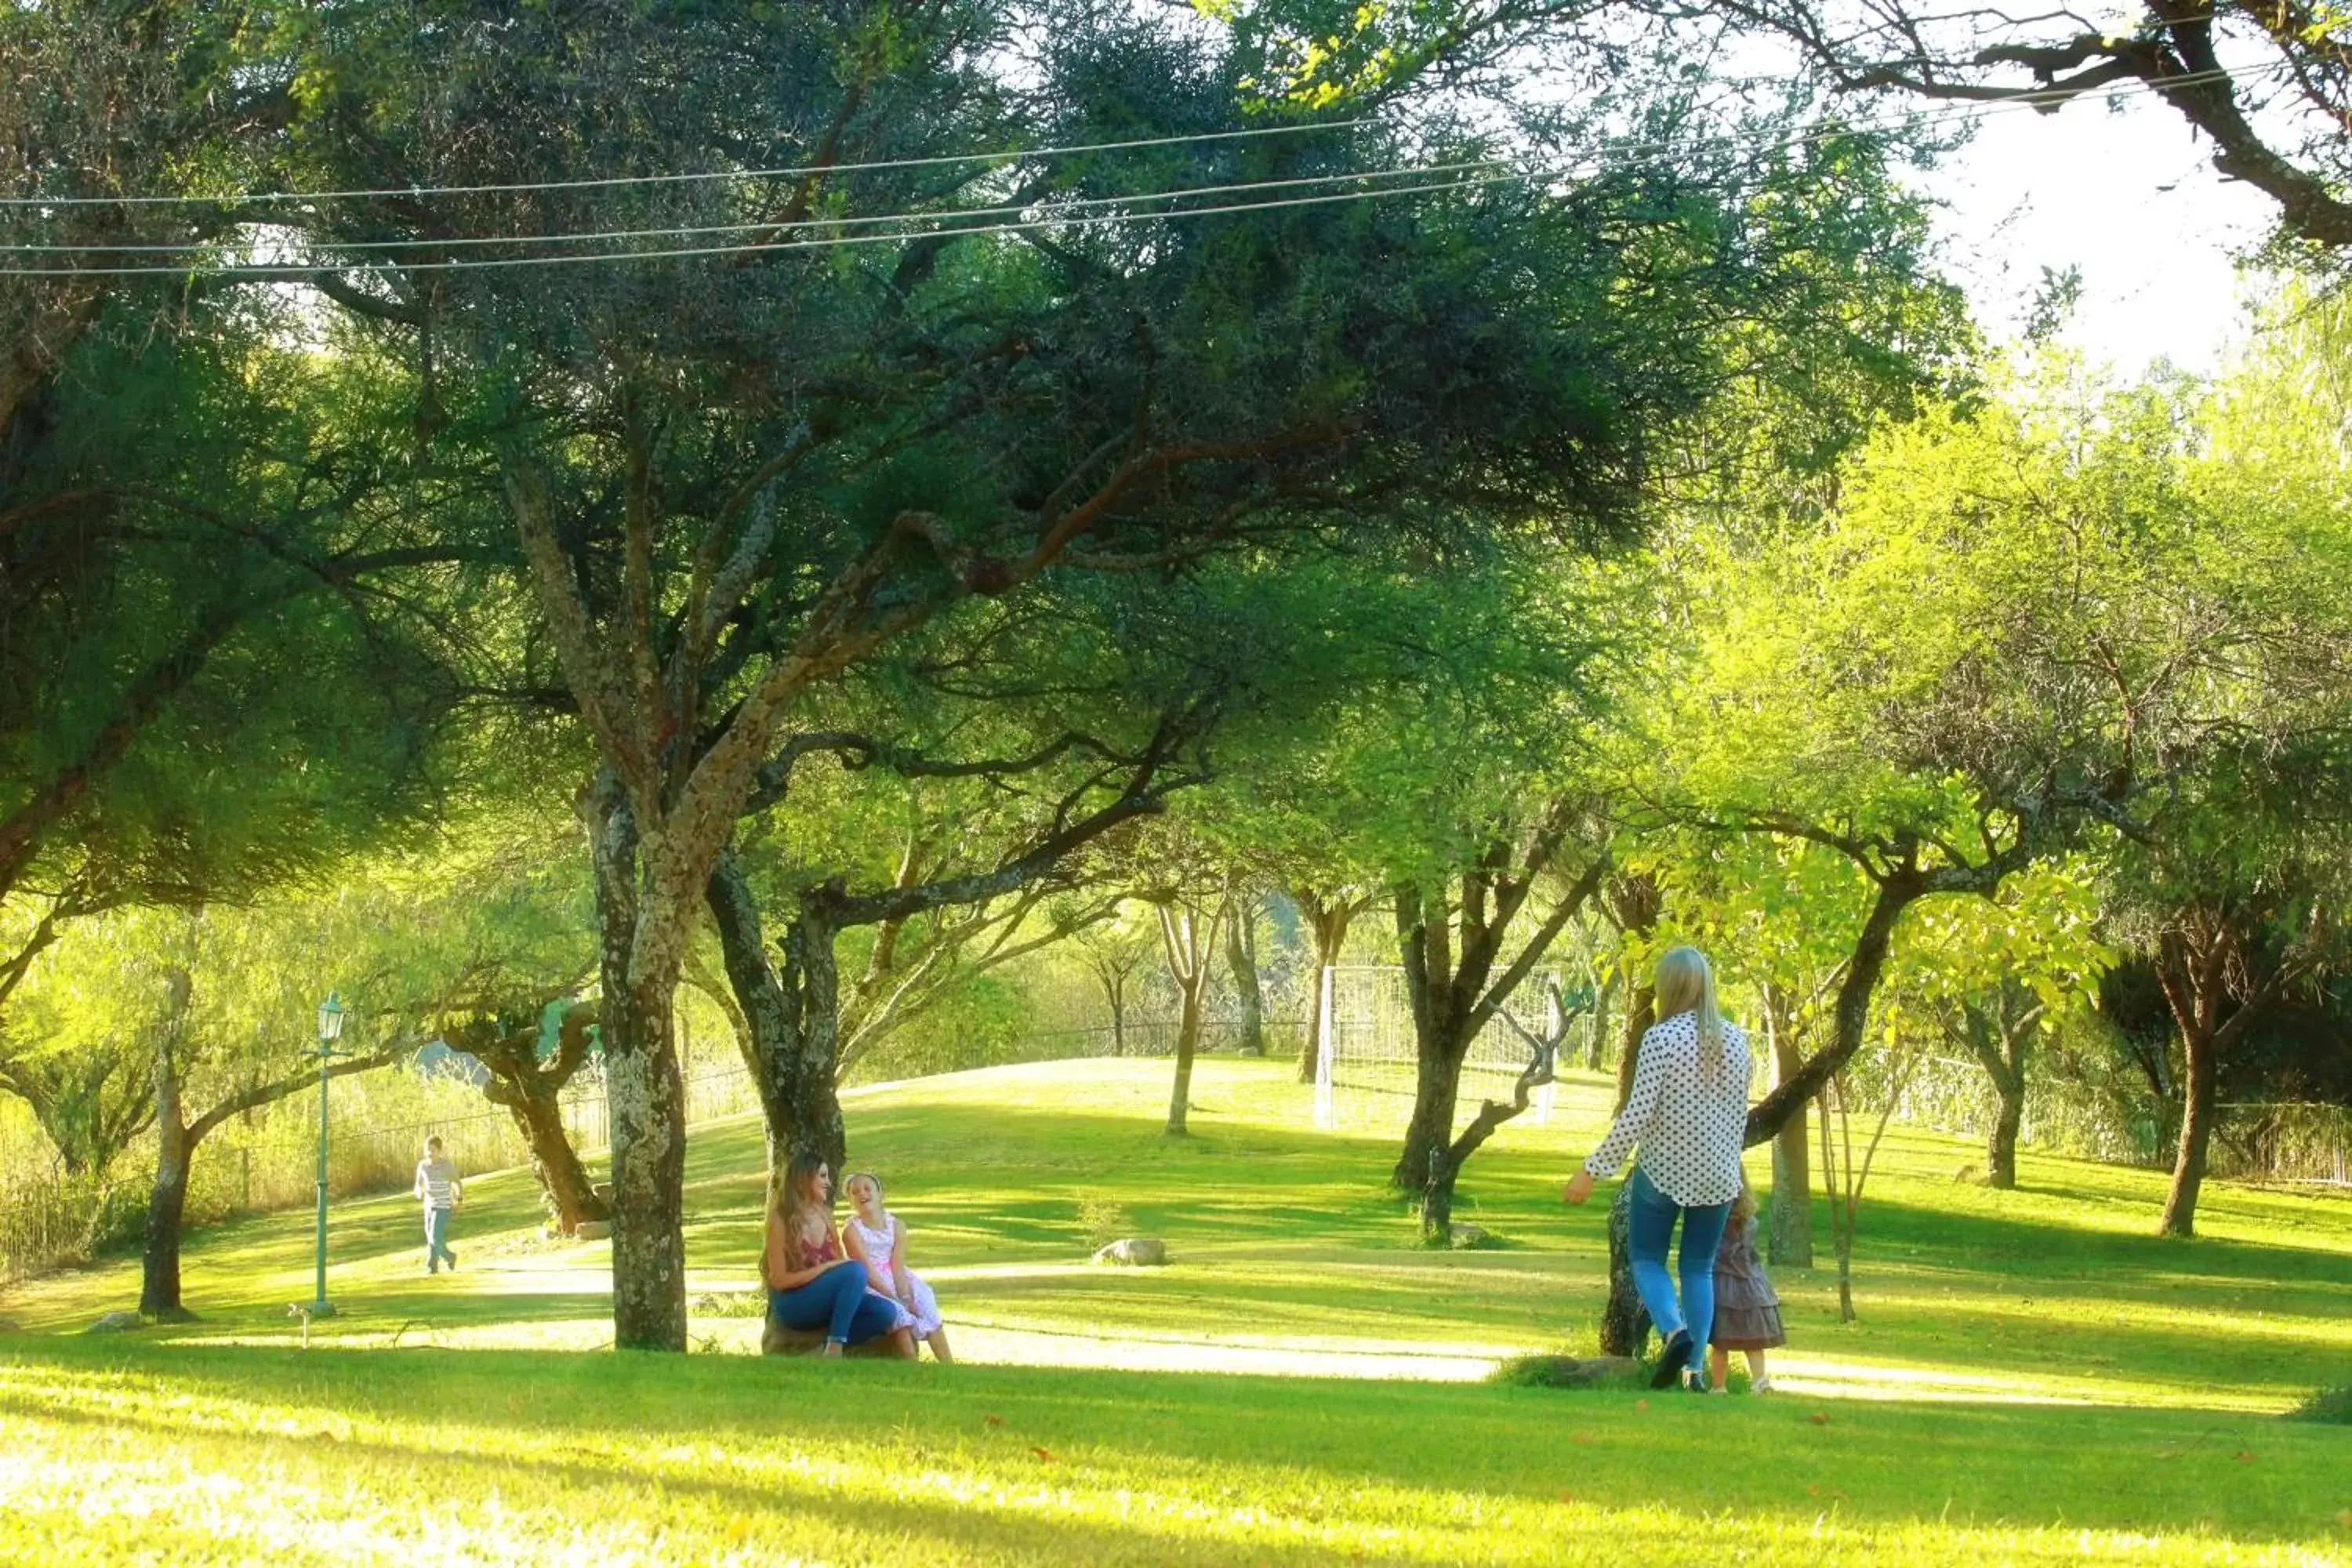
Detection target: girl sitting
<box><xmin>843</xmin><ymin>1171</ymin><xmax>953</xmax><ymax>1363</ymax></box>
<box><xmin>763</xmin><ymin>1152</ymin><xmax>914</xmax><ymax>1359</ymax></box>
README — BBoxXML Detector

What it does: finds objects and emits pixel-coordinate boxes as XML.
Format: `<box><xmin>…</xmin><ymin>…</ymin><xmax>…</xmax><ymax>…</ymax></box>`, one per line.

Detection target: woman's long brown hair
<box><xmin>775</xmin><ymin>1151</ymin><xmax>829</xmax><ymax>1271</ymax></box>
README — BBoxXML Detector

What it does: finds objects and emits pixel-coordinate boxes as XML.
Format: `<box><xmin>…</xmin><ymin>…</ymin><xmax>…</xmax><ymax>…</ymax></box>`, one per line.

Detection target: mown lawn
<box><xmin>3</xmin><ymin>1056</ymin><xmax>2350</xmax><ymax>1565</ymax></box>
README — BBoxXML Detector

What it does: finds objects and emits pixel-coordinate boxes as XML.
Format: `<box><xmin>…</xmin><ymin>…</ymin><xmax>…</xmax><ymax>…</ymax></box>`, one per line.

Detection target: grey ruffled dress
<box><xmin>1710</xmin><ymin>1208</ymin><xmax>1785</xmax><ymax>1351</ymax></box>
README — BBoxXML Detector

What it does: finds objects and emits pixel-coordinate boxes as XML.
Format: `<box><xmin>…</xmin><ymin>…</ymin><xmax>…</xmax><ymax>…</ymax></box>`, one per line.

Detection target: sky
<box><xmin>1917</xmin><ymin>91</ymin><xmax>2281</xmax><ymax>379</ymax></box>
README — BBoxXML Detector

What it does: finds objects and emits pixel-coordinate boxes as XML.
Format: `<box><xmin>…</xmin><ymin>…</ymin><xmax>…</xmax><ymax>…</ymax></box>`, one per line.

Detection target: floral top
<box><xmin>1582</xmin><ymin>1010</ymin><xmax>1752</xmax><ymax>1207</ymax></box>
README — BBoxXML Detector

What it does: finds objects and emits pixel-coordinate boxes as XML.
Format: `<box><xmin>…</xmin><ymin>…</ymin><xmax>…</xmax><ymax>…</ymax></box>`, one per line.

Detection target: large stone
<box><xmin>760</xmin><ymin>1321</ymin><xmax>902</xmax><ymax>1359</ymax></box>
<box><xmin>573</xmin><ymin>1221</ymin><xmax>612</xmax><ymax>1240</ymax></box>
<box><xmin>85</xmin><ymin>1309</ymin><xmax>143</xmax><ymax>1334</ymax></box>
<box><xmin>1091</xmin><ymin>1237</ymin><xmax>1168</xmax><ymax>1267</ymax></box>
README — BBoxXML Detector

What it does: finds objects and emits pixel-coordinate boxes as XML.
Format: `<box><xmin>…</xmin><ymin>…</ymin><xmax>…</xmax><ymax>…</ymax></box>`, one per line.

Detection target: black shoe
<box><xmin>1650</xmin><ymin>1329</ymin><xmax>1693</xmax><ymax>1389</ymax></box>
<box><xmin>444</xmin><ymin>1249</ymin><xmax>457</xmax><ymax>1272</ymax></box>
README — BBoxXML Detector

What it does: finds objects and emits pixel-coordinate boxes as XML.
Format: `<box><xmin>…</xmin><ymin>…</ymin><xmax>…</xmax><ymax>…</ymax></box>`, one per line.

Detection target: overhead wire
<box><xmin>0</xmin><ymin>170</ymin><xmax>1519</xmax><ymax>276</ymax></box>
<box><xmin>0</xmin><ymin>115</ymin><xmax>1378</xmax><ymax>209</ymax></box>
<box><xmin>0</xmin><ymin>158</ymin><xmax>1506</xmax><ymax>255</ymax></box>
<box><xmin>0</xmin><ymin>61</ymin><xmax>2293</xmax><ymax>279</ymax></box>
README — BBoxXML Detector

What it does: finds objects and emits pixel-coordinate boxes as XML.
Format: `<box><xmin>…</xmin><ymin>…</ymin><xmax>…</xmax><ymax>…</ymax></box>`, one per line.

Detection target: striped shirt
<box><xmin>1582</xmin><ymin>1011</ymin><xmax>1752</xmax><ymax>1207</ymax></box>
<box><xmin>413</xmin><ymin>1156</ymin><xmax>461</xmax><ymax>1210</ymax></box>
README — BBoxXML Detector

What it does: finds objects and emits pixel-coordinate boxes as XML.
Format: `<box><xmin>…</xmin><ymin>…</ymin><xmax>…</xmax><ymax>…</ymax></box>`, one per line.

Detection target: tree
<box><xmin>1725</xmin><ymin>0</ymin><xmax>2352</xmax><ymax>259</ymax></box>
<box><xmin>1291</xmin><ymin>886</ymin><xmax>1378</xmax><ymax>1081</ymax></box>
<box><xmin>706</xmin><ymin>717</ymin><xmax>1194</xmax><ymax>1180</ymax></box>
<box><xmin>1222</xmin><ymin>881</ymin><xmax>1269</xmax><ymax>1058</ymax></box>
<box><xmin>210</xmin><ymin>0</ymin><xmax>1985</xmax><ymax>1349</ymax></box>
<box><xmin>1153</xmin><ymin>880</ymin><xmax>1227</xmax><ymax>1138</ymax></box>
<box><xmin>13</xmin><ymin>903</ymin><xmax>423</xmax><ymax>1319</ymax></box>
<box><xmin>1418</xmin><ymin>980</ymin><xmax>1586</xmax><ymax>1241</ymax></box>
<box><xmin>1903</xmin><ymin>862</ymin><xmax>2112</xmax><ymax>1189</ymax></box>
<box><xmin>455</xmin><ymin>1004</ymin><xmax>608</xmax><ymax>1235</ymax></box>
<box><xmin>1069</xmin><ymin>911</ymin><xmax>1160</xmax><ymax>1058</ymax></box>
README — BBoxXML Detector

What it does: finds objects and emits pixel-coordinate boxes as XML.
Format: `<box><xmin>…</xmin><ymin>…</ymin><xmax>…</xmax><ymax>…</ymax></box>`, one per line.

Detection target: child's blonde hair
<box><xmin>1653</xmin><ymin>946</ymin><xmax>1726</xmax><ymax>1084</ymax></box>
<box><xmin>1730</xmin><ymin>1174</ymin><xmax>1757</xmax><ymax>1226</ymax></box>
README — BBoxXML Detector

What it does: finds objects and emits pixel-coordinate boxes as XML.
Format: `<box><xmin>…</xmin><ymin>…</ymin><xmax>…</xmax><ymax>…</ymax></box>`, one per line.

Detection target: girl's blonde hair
<box><xmin>1730</xmin><ymin>1174</ymin><xmax>1758</xmax><ymax>1226</ymax></box>
<box><xmin>1654</xmin><ymin>945</ymin><xmax>1726</xmax><ymax>1083</ymax></box>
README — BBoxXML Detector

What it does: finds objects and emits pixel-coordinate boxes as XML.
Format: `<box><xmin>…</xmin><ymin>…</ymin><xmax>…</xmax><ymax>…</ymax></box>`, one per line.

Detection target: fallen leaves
<box><xmin>1809</xmin><ymin>1411</ymin><xmax>1831</xmax><ymax>1426</ymax></box>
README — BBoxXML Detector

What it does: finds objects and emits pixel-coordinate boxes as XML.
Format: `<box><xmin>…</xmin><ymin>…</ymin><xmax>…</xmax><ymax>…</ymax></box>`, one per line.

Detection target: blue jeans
<box><xmin>1626</xmin><ymin>1167</ymin><xmax>1732</xmax><ymax>1375</ymax></box>
<box><xmin>423</xmin><ymin>1205</ymin><xmax>455</xmax><ymax>1271</ymax></box>
<box><xmin>769</xmin><ymin>1260</ymin><xmax>898</xmax><ymax>1345</ymax></box>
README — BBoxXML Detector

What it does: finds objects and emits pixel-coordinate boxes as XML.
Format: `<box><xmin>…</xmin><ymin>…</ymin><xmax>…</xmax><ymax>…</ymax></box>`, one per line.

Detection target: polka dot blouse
<box><xmin>1581</xmin><ymin>1010</ymin><xmax>1752</xmax><ymax>1207</ymax></box>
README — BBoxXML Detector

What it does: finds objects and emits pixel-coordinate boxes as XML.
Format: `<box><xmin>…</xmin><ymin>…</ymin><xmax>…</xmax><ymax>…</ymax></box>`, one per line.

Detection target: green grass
<box><xmin>4</xmin><ymin>1057</ymin><xmax>2350</xmax><ymax>1565</ymax></box>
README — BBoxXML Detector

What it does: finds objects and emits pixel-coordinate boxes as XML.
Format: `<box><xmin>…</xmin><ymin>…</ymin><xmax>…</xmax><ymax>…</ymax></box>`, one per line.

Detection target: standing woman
<box><xmin>1565</xmin><ymin>946</ymin><xmax>1753</xmax><ymax>1389</ymax></box>
<box><xmin>763</xmin><ymin>1152</ymin><xmax>914</xmax><ymax>1359</ymax></box>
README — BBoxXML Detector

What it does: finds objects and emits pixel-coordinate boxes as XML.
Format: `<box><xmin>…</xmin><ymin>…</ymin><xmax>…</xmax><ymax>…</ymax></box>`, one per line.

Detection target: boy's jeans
<box><xmin>1625</xmin><ymin>1167</ymin><xmax>1731</xmax><ymax>1377</ymax></box>
<box><xmin>423</xmin><ymin>1205</ymin><xmax>456</xmax><ymax>1271</ymax></box>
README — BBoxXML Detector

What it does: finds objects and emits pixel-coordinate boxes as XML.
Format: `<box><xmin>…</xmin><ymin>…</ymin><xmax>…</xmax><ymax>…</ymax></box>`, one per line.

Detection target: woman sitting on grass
<box><xmin>843</xmin><ymin>1171</ymin><xmax>953</xmax><ymax>1363</ymax></box>
<box><xmin>1564</xmin><ymin>946</ymin><xmax>1753</xmax><ymax>1391</ymax></box>
<box><xmin>763</xmin><ymin>1152</ymin><xmax>914</xmax><ymax>1359</ymax></box>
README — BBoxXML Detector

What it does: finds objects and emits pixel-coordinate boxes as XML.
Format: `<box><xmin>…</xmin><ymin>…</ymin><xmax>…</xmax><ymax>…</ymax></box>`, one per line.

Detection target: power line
<box><xmin>0</xmin><ymin>117</ymin><xmax>1375</xmax><ymax>209</ymax></box>
<box><xmin>0</xmin><ymin>171</ymin><xmax>1514</xmax><ymax>277</ymax></box>
<box><xmin>0</xmin><ymin>158</ymin><xmax>1503</xmax><ymax>256</ymax></box>
<box><xmin>0</xmin><ymin>57</ymin><xmax>2278</xmax><ymax>222</ymax></box>
<box><xmin>0</xmin><ymin>62</ymin><xmax>2289</xmax><ymax>278</ymax></box>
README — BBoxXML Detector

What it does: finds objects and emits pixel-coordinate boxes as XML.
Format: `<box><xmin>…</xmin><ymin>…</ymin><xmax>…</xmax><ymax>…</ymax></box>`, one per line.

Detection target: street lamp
<box><xmin>306</xmin><ymin>993</ymin><xmax>347</xmax><ymax>1319</ymax></box>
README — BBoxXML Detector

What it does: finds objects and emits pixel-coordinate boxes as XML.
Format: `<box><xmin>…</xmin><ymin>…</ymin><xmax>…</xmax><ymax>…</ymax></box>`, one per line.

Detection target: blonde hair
<box><xmin>1654</xmin><ymin>946</ymin><xmax>1726</xmax><ymax>1084</ymax></box>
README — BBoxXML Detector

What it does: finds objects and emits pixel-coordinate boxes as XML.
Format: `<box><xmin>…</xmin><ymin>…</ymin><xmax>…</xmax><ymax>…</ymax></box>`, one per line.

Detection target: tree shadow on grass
<box><xmin>2</xmin><ymin>1341</ymin><xmax>2342</xmax><ymax>1551</ymax></box>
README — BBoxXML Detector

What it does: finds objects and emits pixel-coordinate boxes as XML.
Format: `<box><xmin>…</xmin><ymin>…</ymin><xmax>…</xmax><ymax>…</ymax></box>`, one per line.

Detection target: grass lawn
<box><xmin>4</xmin><ymin>1057</ymin><xmax>2350</xmax><ymax>1565</ymax></box>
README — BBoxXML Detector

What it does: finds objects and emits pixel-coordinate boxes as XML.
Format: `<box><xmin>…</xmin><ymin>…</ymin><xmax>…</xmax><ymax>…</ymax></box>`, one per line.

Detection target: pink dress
<box><xmin>847</xmin><ymin>1212</ymin><xmax>942</xmax><ymax>1337</ymax></box>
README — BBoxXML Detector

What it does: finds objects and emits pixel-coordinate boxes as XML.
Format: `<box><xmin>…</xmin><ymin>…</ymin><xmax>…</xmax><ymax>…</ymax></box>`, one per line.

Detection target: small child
<box><xmin>841</xmin><ymin>1171</ymin><xmax>951</xmax><ymax>1363</ymax></box>
<box><xmin>1707</xmin><ymin>1177</ymin><xmax>1784</xmax><ymax>1393</ymax></box>
<box><xmin>412</xmin><ymin>1135</ymin><xmax>463</xmax><ymax>1275</ymax></box>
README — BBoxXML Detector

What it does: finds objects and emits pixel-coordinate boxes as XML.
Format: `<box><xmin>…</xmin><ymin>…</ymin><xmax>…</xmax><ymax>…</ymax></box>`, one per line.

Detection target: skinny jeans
<box><xmin>1626</xmin><ymin>1166</ymin><xmax>1733</xmax><ymax>1375</ymax></box>
<box><xmin>769</xmin><ymin>1259</ymin><xmax>898</xmax><ymax>1345</ymax></box>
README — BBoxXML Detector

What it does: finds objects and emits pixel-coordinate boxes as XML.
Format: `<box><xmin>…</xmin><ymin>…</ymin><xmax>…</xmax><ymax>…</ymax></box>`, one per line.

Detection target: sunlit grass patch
<box><xmin>3</xmin><ymin>1056</ymin><xmax>2350</xmax><ymax>1563</ymax></box>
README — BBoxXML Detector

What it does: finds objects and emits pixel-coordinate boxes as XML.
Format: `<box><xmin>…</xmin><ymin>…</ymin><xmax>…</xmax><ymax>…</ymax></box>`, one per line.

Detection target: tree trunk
<box><xmin>1584</xmin><ymin>969</ymin><xmax>1614</xmax><ymax>1072</ymax></box>
<box><xmin>1225</xmin><ymin>897</ymin><xmax>1265</xmax><ymax>1056</ymax></box>
<box><xmin>512</xmin><ymin>1089</ymin><xmax>608</xmax><ymax>1232</ymax></box>
<box><xmin>139</xmin><ymin>1127</ymin><xmax>194</xmax><ymax>1320</ymax></box>
<box><xmin>707</xmin><ymin>852</ymin><xmax>848</xmax><ymax>1192</ymax></box>
<box><xmin>1166</xmin><ymin>978</ymin><xmax>1202</xmax><ymax>1135</ymax></box>
<box><xmin>1744</xmin><ymin>871</ymin><xmax>1921</xmax><ymax>1144</ymax></box>
<box><xmin>1106</xmin><ymin>972</ymin><xmax>1127</xmax><ymax>1055</ymax></box>
<box><xmin>1392</xmin><ymin>1032</ymin><xmax>1467</xmax><ymax>1191</ymax></box>
<box><xmin>779</xmin><ymin>902</ymin><xmax>849</xmax><ymax>1174</ymax></box>
<box><xmin>2159</xmin><ymin>1021</ymin><xmax>2217</xmax><ymax>1238</ymax></box>
<box><xmin>584</xmin><ymin>775</ymin><xmax>689</xmax><ymax>1352</ymax></box>
<box><xmin>1420</xmin><ymin>1145</ymin><xmax>1457</xmax><ymax>1245</ymax></box>
<box><xmin>1606</xmin><ymin>873</ymin><xmax>1661</xmax><ymax>1107</ymax></box>
<box><xmin>1987</xmin><ymin>1074</ymin><xmax>2025</xmax><ymax>1191</ymax></box>
<box><xmin>1599</xmin><ymin>1181</ymin><xmax>1649</xmax><ymax>1356</ymax></box>
<box><xmin>1765</xmin><ymin>991</ymin><xmax>1813</xmax><ymax>1267</ymax></box>
<box><xmin>1295</xmin><ymin>896</ymin><xmax>1353</xmax><ymax>1083</ymax></box>
<box><xmin>600</xmin><ymin>975</ymin><xmax>687</xmax><ymax>1348</ymax></box>
<box><xmin>1157</xmin><ymin>899</ymin><xmax>1220</xmax><ymax>1138</ymax></box>
<box><xmin>137</xmin><ymin>967</ymin><xmax>195</xmax><ymax>1321</ymax></box>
